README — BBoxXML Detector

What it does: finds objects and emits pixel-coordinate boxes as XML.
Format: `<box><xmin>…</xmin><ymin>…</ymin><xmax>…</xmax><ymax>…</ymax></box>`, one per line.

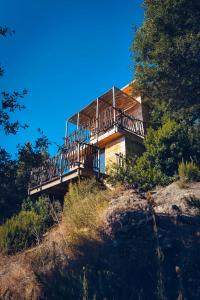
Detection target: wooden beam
<box><xmin>112</xmin><ymin>86</ymin><xmax>116</xmax><ymax>124</ymax></box>
<box><xmin>65</xmin><ymin>119</ymin><xmax>68</xmax><ymax>146</ymax></box>
<box><xmin>96</xmin><ymin>97</ymin><xmax>100</xmax><ymax>177</ymax></box>
<box><xmin>96</xmin><ymin>97</ymin><xmax>99</xmax><ymax>135</ymax></box>
<box><xmin>77</xmin><ymin>112</ymin><xmax>80</xmax><ymax>169</ymax></box>
<box><xmin>77</xmin><ymin>112</ymin><xmax>80</xmax><ymax>130</ymax></box>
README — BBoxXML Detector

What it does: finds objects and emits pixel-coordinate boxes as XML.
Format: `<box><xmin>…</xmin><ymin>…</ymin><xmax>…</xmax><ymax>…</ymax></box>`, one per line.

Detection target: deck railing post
<box><xmin>60</xmin><ymin>152</ymin><xmax>63</xmax><ymax>178</ymax></box>
<box><xmin>96</xmin><ymin>97</ymin><xmax>100</xmax><ymax>177</ymax></box>
<box><xmin>77</xmin><ymin>112</ymin><xmax>80</xmax><ymax>170</ymax></box>
<box><xmin>112</xmin><ymin>86</ymin><xmax>116</xmax><ymax>127</ymax></box>
<box><xmin>65</xmin><ymin>119</ymin><xmax>68</xmax><ymax>146</ymax></box>
<box><xmin>96</xmin><ymin>97</ymin><xmax>99</xmax><ymax>137</ymax></box>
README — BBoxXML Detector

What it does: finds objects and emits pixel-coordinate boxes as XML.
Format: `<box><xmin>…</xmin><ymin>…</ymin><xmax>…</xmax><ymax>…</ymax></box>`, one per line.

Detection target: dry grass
<box><xmin>0</xmin><ymin>179</ymin><xmax>122</xmax><ymax>299</ymax></box>
<box><xmin>63</xmin><ymin>179</ymin><xmax>117</xmax><ymax>245</ymax></box>
<box><xmin>0</xmin><ymin>255</ymin><xmax>41</xmax><ymax>299</ymax></box>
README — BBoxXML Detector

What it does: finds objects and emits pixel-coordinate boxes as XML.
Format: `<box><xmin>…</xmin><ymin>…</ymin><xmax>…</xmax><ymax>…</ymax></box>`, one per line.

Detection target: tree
<box><xmin>132</xmin><ymin>0</ymin><xmax>200</xmax><ymax>123</ymax></box>
<box><xmin>0</xmin><ymin>148</ymin><xmax>18</xmax><ymax>220</ymax></box>
<box><xmin>0</xmin><ymin>131</ymin><xmax>50</xmax><ymax>223</ymax></box>
<box><xmin>0</xmin><ymin>27</ymin><xmax>50</xmax><ymax>222</ymax></box>
<box><xmin>16</xmin><ymin>129</ymin><xmax>50</xmax><ymax>201</ymax></box>
<box><xmin>0</xmin><ymin>26</ymin><xmax>28</xmax><ymax>135</ymax></box>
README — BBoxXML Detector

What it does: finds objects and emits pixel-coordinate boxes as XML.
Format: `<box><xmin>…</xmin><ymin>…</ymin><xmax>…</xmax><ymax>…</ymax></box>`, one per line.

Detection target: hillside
<box><xmin>0</xmin><ymin>181</ymin><xmax>200</xmax><ymax>299</ymax></box>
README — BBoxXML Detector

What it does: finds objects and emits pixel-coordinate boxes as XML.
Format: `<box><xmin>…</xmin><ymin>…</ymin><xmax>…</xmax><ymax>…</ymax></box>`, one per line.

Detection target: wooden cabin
<box><xmin>28</xmin><ymin>83</ymin><xmax>148</xmax><ymax>196</ymax></box>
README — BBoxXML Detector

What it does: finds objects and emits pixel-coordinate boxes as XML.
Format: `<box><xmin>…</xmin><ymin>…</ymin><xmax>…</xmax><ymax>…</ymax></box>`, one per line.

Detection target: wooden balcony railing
<box><xmin>29</xmin><ymin>143</ymin><xmax>99</xmax><ymax>189</ymax></box>
<box><xmin>65</xmin><ymin>109</ymin><xmax>145</xmax><ymax>146</ymax></box>
<box><xmin>29</xmin><ymin>110</ymin><xmax>145</xmax><ymax>190</ymax></box>
<box><xmin>116</xmin><ymin>112</ymin><xmax>145</xmax><ymax>137</ymax></box>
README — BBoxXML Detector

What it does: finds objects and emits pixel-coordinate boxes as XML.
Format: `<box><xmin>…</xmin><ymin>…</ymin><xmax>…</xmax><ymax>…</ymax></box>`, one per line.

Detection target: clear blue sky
<box><xmin>0</xmin><ymin>0</ymin><xmax>143</xmax><ymax>157</ymax></box>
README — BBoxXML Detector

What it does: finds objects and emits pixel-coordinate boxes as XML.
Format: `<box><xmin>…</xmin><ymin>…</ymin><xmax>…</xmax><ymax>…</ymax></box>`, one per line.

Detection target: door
<box><xmin>99</xmin><ymin>148</ymin><xmax>105</xmax><ymax>174</ymax></box>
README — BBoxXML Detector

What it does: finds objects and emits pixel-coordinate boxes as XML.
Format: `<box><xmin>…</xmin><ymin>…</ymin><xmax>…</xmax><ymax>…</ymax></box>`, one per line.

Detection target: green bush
<box><xmin>107</xmin><ymin>156</ymin><xmax>136</xmax><ymax>185</ymax></box>
<box><xmin>132</xmin><ymin>154</ymin><xmax>173</xmax><ymax>191</ymax></box>
<box><xmin>22</xmin><ymin>196</ymin><xmax>60</xmax><ymax>230</ymax></box>
<box><xmin>0</xmin><ymin>211</ymin><xmax>41</xmax><ymax>254</ymax></box>
<box><xmin>108</xmin><ymin>119</ymin><xmax>191</xmax><ymax>191</ymax></box>
<box><xmin>0</xmin><ymin>196</ymin><xmax>62</xmax><ymax>255</ymax></box>
<box><xmin>178</xmin><ymin>161</ymin><xmax>200</xmax><ymax>183</ymax></box>
<box><xmin>108</xmin><ymin>155</ymin><xmax>172</xmax><ymax>191</ymax></box>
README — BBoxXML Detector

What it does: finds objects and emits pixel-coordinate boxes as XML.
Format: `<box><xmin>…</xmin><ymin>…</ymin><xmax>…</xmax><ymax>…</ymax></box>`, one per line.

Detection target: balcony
<box><xmin>28</xmin><ymin>86</ymin><xmax>145</xmax><ymax>195</ymax></box>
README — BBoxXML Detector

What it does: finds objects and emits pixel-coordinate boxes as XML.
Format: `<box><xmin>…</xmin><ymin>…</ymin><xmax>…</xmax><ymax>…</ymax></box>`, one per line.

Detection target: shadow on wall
<box><xmin>37</xmin><ymin>209</ymin><xmax>200</xmax><ymax>300</ymax></box>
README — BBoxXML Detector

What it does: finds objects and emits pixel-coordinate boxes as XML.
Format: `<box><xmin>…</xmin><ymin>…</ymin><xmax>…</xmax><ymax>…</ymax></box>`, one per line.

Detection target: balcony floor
<box><xmin>28</xmin><ymin>167</ymin><xmax>98</xmax><ymax>196</ymax></box>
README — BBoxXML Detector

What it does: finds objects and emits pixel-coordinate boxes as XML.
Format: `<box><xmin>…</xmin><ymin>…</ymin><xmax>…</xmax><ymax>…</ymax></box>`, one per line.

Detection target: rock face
<box><xmin>103</xmin><ymin>182</ymin><xmax>200</xmax><ymax>300</ymax></box>
<box><xmin>1</xmin><ymin>182</ymin><xmax>200</xmax><ymax>299</ymax></box>
<box><xmin>41</xmin><ymin>183</ymin><xmax>200</xmax><ymax>299</ymax></box>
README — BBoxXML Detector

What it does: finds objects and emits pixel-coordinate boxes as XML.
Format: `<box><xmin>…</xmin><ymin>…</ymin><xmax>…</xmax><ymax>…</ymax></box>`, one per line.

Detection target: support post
<box><xmin>60</xmin><ymin>152</ymin><xmax>63</xmax><ymax>179</ymax></box>
<box><xmin>65</xmin><ymin>119</ymin><xmax>68</xmax><ymax>146</ymax></box>
<box><xmin>77</xmin><ymin>112</ymin><xmax>80</xmax><ymax>130</ymax></box>
<box><xmin>77</xmin><ymin>113</ymin><xmax>80</xmax><ymax>172</ymax></box>
<box><xmin>96</xmin><ymin>98</ymin><xmax>99</xmax><ymax>137</ymax></box>
<box><xmin>96</xmin><ymin>98</ymin><xmax>100</xmax><ymax>177</ymax></box>
<box><xmin>112</xmin><ymin>86</ymin><xmax>116</xmax><ymax>125</ymax></box>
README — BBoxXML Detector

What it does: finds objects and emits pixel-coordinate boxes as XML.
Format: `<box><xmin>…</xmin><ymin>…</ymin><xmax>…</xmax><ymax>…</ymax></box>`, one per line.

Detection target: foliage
<box><xmin>130</xmin><ymin>154</ymin><xmax>172</xmax><ymax>191</ymax></box>
<box><xmin>178</xmin><ymin>160</ymin><xmax>200</xmax><ymax>183</ymax></box>
<box><xmin>132</xmin><ymin>0</ymin><xmax>200</xmax><ymax>124</ymax></box>
<box><xmin>22</xmin><ymin>196</ymin><xmax>61</xmax><ymax>230</ymax></box>
<box><xmin>0</xmin><ymin>26</ymin><xmax>28</xmax><ymax>135</ymax></box>
<box><xmin>0</xmin><ymin>210</ymin><xmax>41</xmax><ymax>254</ymax></box>
<box><xmin>63</xmin><ymin>179</ymin><xmax>109</xmax><ymax>243</ymax></box>
<box><xmin>0</xmin><ymin>26</ymin><xmax>15</xmax><ymax>77</ymax></box>
<box><xmin>107</xmin><ymin>156</ymin><xmax>136</xmax><ymax>185</ymax></box>
<box><xmin>108</xmin><ymin>119</ymin><xmax>195</xmax><ymax>190</ymax></box>
<box><xmin>188</xmin><ymin>122</ymin><xmax>200</xmax><ymax>166</ymax></box>
<box><xmin>0</xmin><ymin>25</ymin><xmax>51</xmax><ymax>223</ymax></box>
<box><xmin>0</xmin><ymin>130</ymin><xmax>50</xmax><ymax>222</ymax></box>
<box><xmin>0</xmin><ymin>196</ymin><xmax>61</xmax><ymax>255</ymax></box>
<box><xmin>0</xmin><ymin>26</ymin><xmax>15</xmax><ymax>37</ymax></box>
<box><xmin>0</xmin><ymin>148</ymin><xmax>18</xmax><ymax>220</ymax></box>
<box><xmin>16</xmin><ymin>131</ymin><xmax>50</xmax><ymax>200</ymax></box>
<box><xmin>0</xmin><ymin>90</ymin><xmax>28</xmax><ymax>135</ymax></box>
<box><xmin>142</xmin><ymin>119</ymin><xmax>191</xmax><ymax>177</ymax></box>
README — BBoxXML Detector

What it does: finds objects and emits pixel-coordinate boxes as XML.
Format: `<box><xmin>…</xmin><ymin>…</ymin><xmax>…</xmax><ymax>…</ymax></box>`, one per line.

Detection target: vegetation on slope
<box><xmin>0</xmin><ymin>196</ymin><xmax>61</xmax><ymax>255</ymax></box>
<box><xmin>63</xmin><ymin>179</ymin><xmax>111</xmax><ymax>244</ymax></box>
<box><xmin>108</xmin><ymin>119</ymin><xmax>200</xmax><ymax>190</ymax></box>
<box><xmin>107</xmin><ymin>0</ymin><xmax>200</xmax><ymax>191</ymax></box>
<box><xmin>1</xmin><ymin>180</ymin><xmax>200</xmax><ymax>299</ymax></box>
<box><xmin>1</xmin><ymin>0</ymin><xmax>200</xmax><ymax>298</ymax></box>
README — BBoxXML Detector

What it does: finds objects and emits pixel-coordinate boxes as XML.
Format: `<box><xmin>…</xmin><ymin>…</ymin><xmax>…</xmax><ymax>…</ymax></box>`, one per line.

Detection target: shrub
<box><xmin>22</xmin><ymin>196</ymin><xmax>62</xmax><ymax>230</ymax></box>
<box><xmin>131</xmin><ymin>154</ymin><xmax>173</xmax><ymax>191</ymax></box>
<box><xmin>178</xmin><ymin>161</ymin><xmax>200</xmax><ymax>183</ymax></box>
<box><xmin>108</xmin><ymin>119</ymin><xmax>189</xmax><ymax>191</ymax></box>
<box><xmin>107</xmin><ymin>154</ymin><xmax>172</xmax><ymax>191</ymax></box>
<box><xmin>0</xmin><ymin>196</ymin><xmax>62</xmax><ymax>255</ymax></box>
<box><xmin>0</xmin><ymin>211</ymin><xmax>41</xmax><ymax>254</ymax></box>
<box><xmin>107</xmin><ymin>156</ymin><xmax>136</xmax><ymax>186</ymax></box>
<box><xmin>63</xmin><ymin>179</ymin><xmax>110</xmax><ymax>243</ymax></box>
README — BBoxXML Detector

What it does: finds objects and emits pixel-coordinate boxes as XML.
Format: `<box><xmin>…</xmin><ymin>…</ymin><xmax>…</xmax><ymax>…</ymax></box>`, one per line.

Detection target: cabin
<box><xmin>28</xmin><ymin>83</ymin><xmax>148</xmax><ymax>196</ymax></box>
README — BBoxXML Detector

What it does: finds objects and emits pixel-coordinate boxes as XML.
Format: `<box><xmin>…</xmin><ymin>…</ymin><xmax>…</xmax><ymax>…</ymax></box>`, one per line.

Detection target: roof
<box><xmin>68</xmin><ymin>86</ymin><xmax>139</xmax><ymax>126</ymax></box>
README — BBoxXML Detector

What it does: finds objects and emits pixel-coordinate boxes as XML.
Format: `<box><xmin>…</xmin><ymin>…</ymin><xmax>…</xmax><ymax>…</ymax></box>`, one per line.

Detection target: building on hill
<box><xmin>28</xmin><ymin>83</ymin><xmax>148</xmax><ymax>196</ymax></box>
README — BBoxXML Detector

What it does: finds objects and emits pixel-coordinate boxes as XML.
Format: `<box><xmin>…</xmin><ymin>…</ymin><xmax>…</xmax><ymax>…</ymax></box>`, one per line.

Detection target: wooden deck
<box><xmin>28</xmin><ymin>167</ymin><xmax>99</xmax><ymax>196</ymax></box>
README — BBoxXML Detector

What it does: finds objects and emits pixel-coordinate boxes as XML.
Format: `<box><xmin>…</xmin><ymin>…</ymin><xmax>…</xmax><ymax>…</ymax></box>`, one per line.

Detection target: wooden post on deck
<box><xmin>65</xmin><ymin>119</ymin><xmax>68</xmax><ymax>146</ymax></box>
<box><xmin>77</xmin><ymin>113</ymin><xmax>80</xmax><ymax>172</ymax></box>
<box><xmin>60</xmin><ymin>152</ymin><xmax>63</xmax><ymax>178</ymax></box>
<box><xmin>112</xmin><ymin>86</ymin><xmax>116</xmax><ymax>126</ymax></box>
<box><xmin>96</xmin><ymin>98</ymin><xmax>100</xmax><ymax>177</ymax></box>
